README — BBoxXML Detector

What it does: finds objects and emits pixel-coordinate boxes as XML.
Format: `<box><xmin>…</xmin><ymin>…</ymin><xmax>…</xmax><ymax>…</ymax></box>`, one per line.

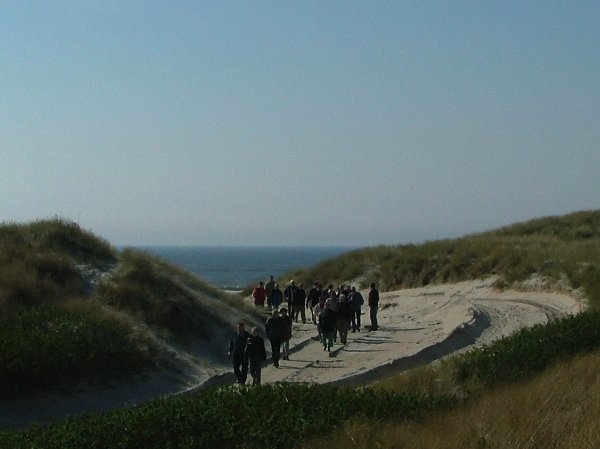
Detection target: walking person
<box><xmin>368</xmin><ymin>282</ymin><xmax>380</xmax><ymax>331</ymax></box>
<box><xmin>265</xmin><ymin>310</ymin><xmax>284</xmax><ymax>367</ymax></box>
<box><xmin>265</xmin><ymin>275</ymin><xmax>276</xmax><ymax>309</ymax></box>
<box><xmin>307</xmin><ymin>282</ymin><xmax>322</xmax><ymax>324</ymax></box>
<box><xmin>252</xmin><ymin>281</ymin><xmax>266</xmax><ymax>307</ymax></box>
<box><xmin>228</xmin><ymin>322</ymin><xmax>251</xmax><ymax>385</ymax></box>
<box><xmin>271</xmin><ymin>283</ymin><xmax>284</xmax><ymax>310</ymax></box>
<box><xmin>244</xmin><ymin>327</ymin><xmax>267</xmax><ymax>386</ymax></box>
<box><xmin>279</xmin><ymin>307</ymin><xmax>293</xmax><ymax>360</ymax></box>
<box><xmin>313</xmin><ymin>296</ymin><xmax>327</xmax><ymax>342</ymax></box>
<box><xmin>293</xmin><ymin>283</ymin><xmax>307</xmax><ymax>323</ymax></box>
<box><xmin>336</xmin><ymin>294</ymin><xmax>353</xmax><ymax>345</ymax></box>
<box><xmin>284</xmin><ymin>280</ymin><xmax>298</xmax><ymax>318</ymax></box>
<box><xmin>348</xmin><ymin>286</ymin><xmax>364</xmax><ymax>332</ymax></box>
<box><xmin>319</xmin><ymin>299</ymin><xmax>337</xmax><ymax>355</ymax></box>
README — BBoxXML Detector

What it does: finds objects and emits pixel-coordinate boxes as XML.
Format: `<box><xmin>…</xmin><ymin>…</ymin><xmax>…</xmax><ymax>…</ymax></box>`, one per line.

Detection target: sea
<box><xmin>136</xmin><ymin>246</ymin><xmax>354</xmax><ymax>291</ymax></box>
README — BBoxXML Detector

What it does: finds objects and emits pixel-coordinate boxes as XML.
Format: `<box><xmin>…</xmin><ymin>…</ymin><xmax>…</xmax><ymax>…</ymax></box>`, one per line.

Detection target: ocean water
<box><xmin>137</xmin><ymin>246</ymin><xmax>353</xmax><ymax>291</ymax></box>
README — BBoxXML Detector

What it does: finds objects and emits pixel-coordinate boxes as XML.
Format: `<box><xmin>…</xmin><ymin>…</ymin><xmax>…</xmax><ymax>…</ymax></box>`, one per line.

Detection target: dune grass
<box><xmin>0</xmin><ymin>219</ymin><xmax>246</xmax><ymax>397</ymax></box>
<box><xmin>283</xmin><ymin>210</ymin><xmax>600</xmax><ymax>308</ymax></box>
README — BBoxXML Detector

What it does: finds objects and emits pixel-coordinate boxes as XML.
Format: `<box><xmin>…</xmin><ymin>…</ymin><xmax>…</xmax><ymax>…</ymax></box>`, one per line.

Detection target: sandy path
<box><xmin>258</xmin><ymin>278</ymin><xmax>582</xmax><ymax>386</ymax></box>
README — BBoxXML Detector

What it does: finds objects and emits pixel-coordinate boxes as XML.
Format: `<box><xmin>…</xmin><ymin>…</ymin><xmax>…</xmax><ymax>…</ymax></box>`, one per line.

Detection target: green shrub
<box><xmin>0</xmin><ymin>384</ymin><xmax>455</xmax><ymax>449</ymax></box>
<box><xmin>0</xmin><ymin>306</ymin><xmax>151</xmax><ymax>398</ymax></box>
<box><xmin>455</xmin><ymin>312</ymin><xmax>600</xmax><ymax>386</ymax></box>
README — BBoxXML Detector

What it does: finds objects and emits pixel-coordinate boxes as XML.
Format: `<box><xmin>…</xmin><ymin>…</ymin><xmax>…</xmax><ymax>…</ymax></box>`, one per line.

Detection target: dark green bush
<box><xmin>455</xmin><ymin>311</ymin><xmax>600</xmax><ymax>386</ymax></box>
<box><xmin>0</xmin><ymin>384</ymin><xmax>455</xmax><ymax>449</ymax></box>
<box><xmin>0</xmin><ymin>306</ymin><xmax>150</xmax><ymax>398</ymax></box>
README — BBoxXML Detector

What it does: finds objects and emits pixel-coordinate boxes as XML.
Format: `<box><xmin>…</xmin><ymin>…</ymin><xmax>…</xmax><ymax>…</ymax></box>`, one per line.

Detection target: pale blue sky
<box><xmin>2</xmin><ymin>1</ymin><xmax>599</xmax><ymax>246</ymax></box>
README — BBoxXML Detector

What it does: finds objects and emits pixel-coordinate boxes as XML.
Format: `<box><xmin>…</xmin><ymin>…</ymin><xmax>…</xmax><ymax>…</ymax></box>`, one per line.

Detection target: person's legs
<box><xmin>270</xmin><ymin>338</ymin><xmax>281</xmax><ymax>367</ymax></box>
<box><xmin>240</xmin><ymin>359</ymin><xmax>248</xmax><ymax>384</ymax></box>
<box><xmin>325</xmin><ymin>332</ymin><xmax>334</xmax><ymax>351</ymax></box>
<box><xmin>300</xmin><ymin>307</ymin><xmax>306</xmax><ymax>324</ymax></box>
<box><xmin>255</xmin><ymin>364</ymin><xmax>262</xmax><ymax>385</ymax></box>
<box><xmin>282</xmin><ymin>339</ymin><xmax>290</xmax><ymax>360</ymax></box>
<box><xmin>338</xmin><ymin>322</ymin><xmax>349</xmax><ymax>344</ymax></box>
<box><xmin>233</xmin><ymin>357</ymin><xmax>244</xmax><ymax>383</ymax></box>
<box><xmin>370</xmin><ymin>306</ymin><xmax>378</xmax><ymax>330</ymax></box>
<box><xmin>249</xmin><ymin>358</ymin><xmax>261</xmax><ymax>386</ymax></box>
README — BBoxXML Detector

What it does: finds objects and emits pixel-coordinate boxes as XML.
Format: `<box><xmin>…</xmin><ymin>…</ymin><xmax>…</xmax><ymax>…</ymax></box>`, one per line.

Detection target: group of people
<box><xmin>230</xmin><ymin>277</ymin><xmax>381</xmax><ymax>385</ymax></box>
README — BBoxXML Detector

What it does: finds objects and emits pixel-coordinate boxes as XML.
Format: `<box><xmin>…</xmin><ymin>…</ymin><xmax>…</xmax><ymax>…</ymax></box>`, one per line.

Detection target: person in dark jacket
<box><xmin>228</xmin><ymin>322</ymin><xmax>251</xmax><ymax>384</ymax></box>
<box><xmin>264</xmin><ymin>275</ymin><xmax>276</xmax><ymax>309</ymax></box>
<box><xmin>293</xmin><ymin>283</ymin><xmax>307</xmax><ymax>323</ymax></box>
<box><xmin>265</xmin><ymin>310</ymin><xmax>284</xmax><ymax>367</ymax></box>
<box><xmin>271</xmin><ymin>283</ymin><xmax>284</xmax><ymax>310</ymax></box>
<box><xmin>284</xmin><ymin>280</ymin><xmax>298</xmax><ymax>317</ymax></box>
<box><xmin>368</xmin><ymin>283</ymin><xmax>380</xmax><ymax>331</ymax></box>
<box><xmin>336</xmin><ymin>295</ymin><xmax>353</xmax><ymax>344</ymax></box>
<box><xmin>319</xmin><ymin>300</ymin><xmax>337</xmax><ymax>354</ymax></box>
<box><xmin>347</xmin><ymin>286</ymin><xmax>364</xmax><ymax>332</ymax></box>
<box><xmin>244</xmin><ymin>327</ymin><xmax>267</xmax><ymax>386</ymax></box>
<box><xmin>307</xmin><ymin>282</ymin><xmax>322</xmax><ymax>324</ymax></box>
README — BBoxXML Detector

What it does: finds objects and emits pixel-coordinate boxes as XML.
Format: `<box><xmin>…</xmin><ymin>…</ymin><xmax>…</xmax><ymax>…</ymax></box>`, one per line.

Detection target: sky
<box><xmin>2</xmin><ymin>1</ymin><xmax>599</xmax><ymax>247</ymax></box>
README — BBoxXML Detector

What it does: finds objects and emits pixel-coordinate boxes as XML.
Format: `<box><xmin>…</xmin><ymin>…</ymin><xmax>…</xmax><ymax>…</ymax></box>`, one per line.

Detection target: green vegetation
<box><xmin>2</xmin><ymin>311</ymin><xmax>600</xmax><ymax>448</ymax></box>
<box><xmin>285</xmin><ymin>210</ymin><xmax>600</xmax><ymax>308</ymax></box>
<box><xmin>0</xmin><ymin>218</ymin><xmax>249</xmax><ymax>398</ymax></box>
<box><xmin>454</xmin><ymin>311</ymin><xmax>600</xmax><ymax>387</ymax></box>
<box><xmin>0</xmin><ymin>384</ymin><xmax>454</xmax><ymax>449</ymax></box>
<box><xmin>0</xmin><ymin>305</ymin><xmax>148</xmax><ymax>398</ymax></box>
<box><xmin>3</xmin><ymin>211</ymin><xmax>600</xmax><ymax>448</ymax></box>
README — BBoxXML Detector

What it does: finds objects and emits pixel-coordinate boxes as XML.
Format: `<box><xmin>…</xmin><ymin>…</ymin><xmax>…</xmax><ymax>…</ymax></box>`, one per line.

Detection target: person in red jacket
<box><xmin>252</xmin><ymin>281</ymin><xmax>266</xmax><ymax>307</ymax></box>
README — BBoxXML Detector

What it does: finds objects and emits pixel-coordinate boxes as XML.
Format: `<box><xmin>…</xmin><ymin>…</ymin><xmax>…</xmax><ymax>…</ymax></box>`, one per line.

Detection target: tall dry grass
<box><xmin>300</xmin><ymin>351</ymin><xmax>600</xmax><ymax>449</ymax></box>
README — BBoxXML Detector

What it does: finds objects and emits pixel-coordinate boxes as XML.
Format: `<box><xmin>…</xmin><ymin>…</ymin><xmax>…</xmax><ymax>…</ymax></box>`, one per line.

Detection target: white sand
<box><xmin>0</xmin><ymin>277</ymin><xmax>583</xmax><ymax>428</ymax></box>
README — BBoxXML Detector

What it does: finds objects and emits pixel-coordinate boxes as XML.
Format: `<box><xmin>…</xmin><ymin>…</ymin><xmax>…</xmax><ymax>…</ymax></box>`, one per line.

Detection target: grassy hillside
<box><xmin>284</xmin><ymin>210</ymin><xmax>600</xmax><ymax>308</ymax></box>
<box><xmin>0</xmin><ymin>219</ymin><xmax>260</xmax><ymax>398</ymax></box>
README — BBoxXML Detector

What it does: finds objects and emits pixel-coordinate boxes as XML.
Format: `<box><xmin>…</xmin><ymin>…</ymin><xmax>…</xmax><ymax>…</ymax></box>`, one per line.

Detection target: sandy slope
<box><xmin>0</xmin><ymin>278</ymin><xmax>583</xmax><ymax>429</ymax></box>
